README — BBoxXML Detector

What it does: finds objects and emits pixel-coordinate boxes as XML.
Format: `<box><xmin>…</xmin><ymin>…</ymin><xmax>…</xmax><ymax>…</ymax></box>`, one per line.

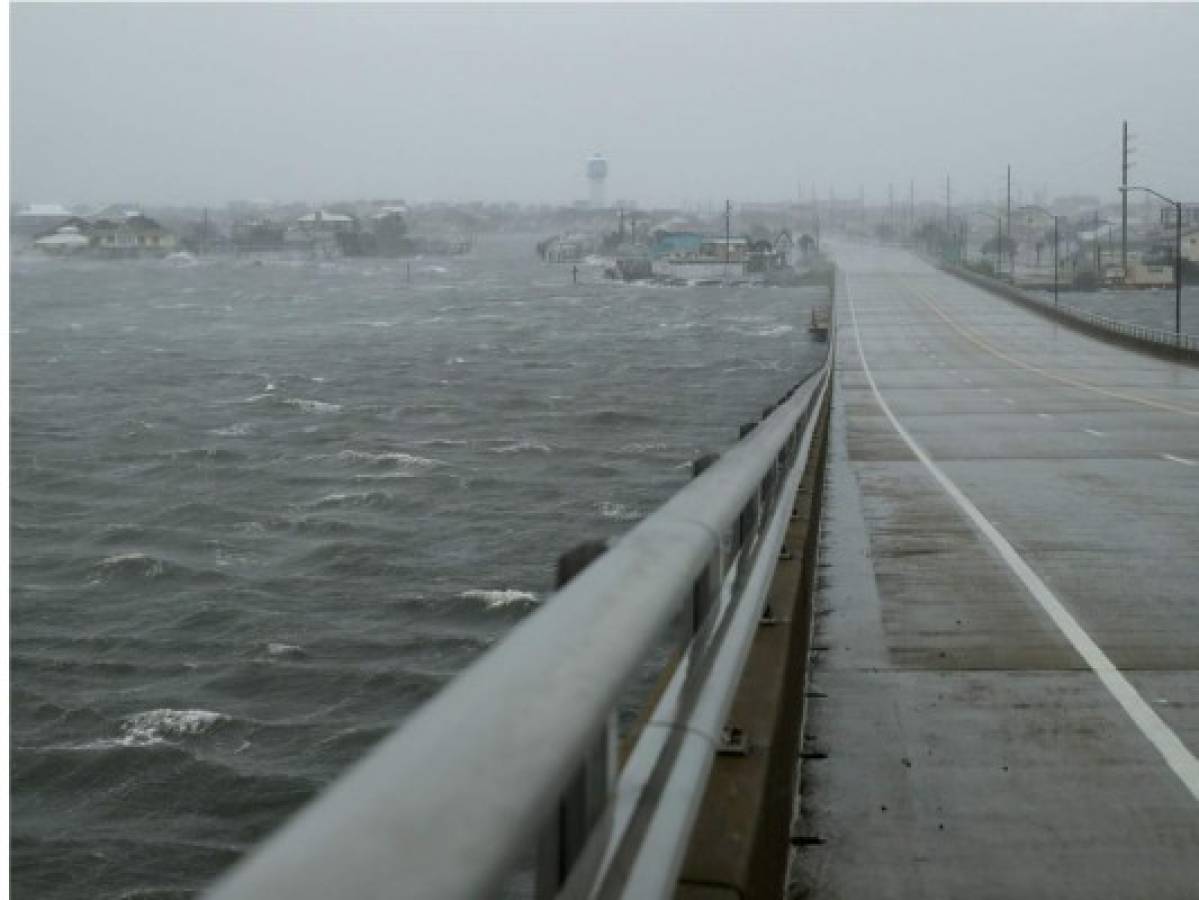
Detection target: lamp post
<box><xmin>1019</xmin><ymin>204</ymin><xmax>1059</xmax><ymax>307</ymax></box>
<box><xmin>1120</xmin><ymin>185</ymin><xmax>1183</xmax><ymax>340</ymax></box>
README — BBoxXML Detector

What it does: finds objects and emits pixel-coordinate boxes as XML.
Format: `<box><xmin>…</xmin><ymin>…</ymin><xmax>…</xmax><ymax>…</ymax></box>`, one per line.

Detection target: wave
<box><xmin>116</xmin><ymin>709</ymin><xmax>229</xmax><ymax>747</ymax></box>
<box><xmin>336</xmin><ymin>449</ymin><xmax>444</xmax><ymax>468</ymax></box>
<box><xmin>264</xmin><ymin>642</ymin><xmax>306</xmax><ymax>659</ymax></box>
<box><xmin>210</xmin><ymin>422</ymin><xmax>256</xmax><ymax>437</ymax></box>
<box><xmin>487</xmin><ymin>439</ymin><xmax>552</xmax><ymax>455</ymax></box>
<box><xmin>282</xmin><ymin>398</ymin><xmax>342</xmax><ymax>414</ymax></box>
<box><xmin>618</xmin><ymin>441</ymin><xmax>670</xmax><ymax>454</ymax></box>
<box><xmin>307</xmin><ymin>490</ymin><xmax>396</xmax><ymax>509</ymax></box>
<box><xmin>598</xmin><ymin>501</ymin><xmax>644</xmax><ymax>522</ymax></box>
<box><xmin>460</xmin><ymin>588</ymin><xmax>538</xmax><ymax>609</ymax></box>
<box><xmin>86</xmin><ymin>552</ymin><xmax>229</xmax><ymax>588</ymax></box>
<box><xmin>727</xmin><ymin>323</ymin><xmax>794</xmax><ymax>338</ymax></box>
<box><xmin>166</xmin><ymin>446</ymin><xmax>247</xmax><ymax>463</ymax></box>
<box><xmin>89</xmin><ymin>552</ymin><xmax>168</xmax><ymax>580</ymax></box>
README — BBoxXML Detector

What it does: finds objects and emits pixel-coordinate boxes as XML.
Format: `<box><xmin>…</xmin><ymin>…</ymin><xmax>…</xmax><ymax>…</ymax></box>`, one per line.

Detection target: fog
<box><xmin>11</xmin><ymin>3</ymin><xmax>1199</xmax><ymax>208</ymax></box>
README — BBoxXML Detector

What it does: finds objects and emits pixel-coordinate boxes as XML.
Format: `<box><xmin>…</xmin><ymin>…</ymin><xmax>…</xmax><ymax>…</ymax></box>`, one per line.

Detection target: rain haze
<box><xmin>11</xmin><ymin>2</ymin><xmax>1199</xmax><ymax>207</ymax></box>
<box><xmin>11</xmin><ymin>4</ymin><xmax>1199</xmax><ymax>900</ymax></box>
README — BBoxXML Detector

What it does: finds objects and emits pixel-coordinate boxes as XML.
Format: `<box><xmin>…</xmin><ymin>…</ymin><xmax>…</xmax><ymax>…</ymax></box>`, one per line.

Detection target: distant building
<box><xmin>698</xmin><ymin>237</ymin><xmax>750</xmax><ymax>262</ymax></box>
<box><xmin>297</xmin><ymin>210</ymin><xmax>356</xmax><ymax>233</ymax></box>
<box><xmin>12</xmin><ymin>203</ymin><xmax>74</xmax><ymax>236</ymax></box>
<box><xmin>1182</xmin><ymin>228</ymin><xmax>1199</xmax><ymax>264</ymax></box>
<box><xmin>90</xmin><ymin>215</ymin><xmax>178</xmax><ymax>257</ymax></box>
<box><xmin>651</xmin><ymin>231</ymin><xmax>704</xmax><ymax>258</ymax></box>
<box><xmin>233</xmin><ymin>218</ymin><xmax>287</xmax><ymax>252</ymax></box>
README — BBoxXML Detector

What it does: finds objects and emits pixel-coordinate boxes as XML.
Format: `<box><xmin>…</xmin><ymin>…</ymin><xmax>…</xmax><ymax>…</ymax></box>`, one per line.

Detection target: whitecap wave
<box><xmin>488</xmin><ymin>439</ymin><xmax>552</xmax><ymax>454</ymax></box>
<box><xmin>92</xmin><ymin>552</ymin><xmax>165</xmax><ymax>580</ymax></box>
<box><xmin>266</xmin><ymin>642</ymin><xmax>305</xmax><ymax>658</ymax></box>
<box><xmin>461</xmin><ymin>588</ymin><xmax>538</xmax><ymax>609</ymax></box>
<box><xmin>211</xmin><ymin>422</ymin><xmax>255</xmax><ymax>437</ymax></box>
<box><xmin>310</xmin><ymin>490</ymin><xmax>391</xmax><ymax>508</ymax></box>
<box><xmin>598</xmin><ymin>501</ymin><xmax>643</xmax><ymax>522</ymax></box>
<box><xmin>284</xmin><ymin>398</ymin><xmax>342</xmax><ymax>414</ymax></box>
<box><xmin>337</xmin><ymin>449</ymin><xmax>442</xmax><ymax>468</ymax></box>
<box><xmin>619</xmin><ymin>441</ymin><xmax>669</xmax><ymax>453</ymax></box>
<box><xmin>117</xmin><ymin>708</ymin><xmax>228</xmax><ymax>746</ymax></box>
<box><xmin>755</xmin><ymin>324</ymin><xmax>794</xmax><ymax>337</ymax></box>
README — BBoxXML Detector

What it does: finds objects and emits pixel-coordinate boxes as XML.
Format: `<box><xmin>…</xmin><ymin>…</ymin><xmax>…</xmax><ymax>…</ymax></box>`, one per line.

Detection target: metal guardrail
<box><xmin>943</xmin><ymin>260</ymin><xmax>1198</xmax><ymax>353</ymax></box>
<box><xmin>1052</xmin><ymin>300</ymin><xmax>1198</xmax><ymax>352</ymax></box>
<box><xmin>206</xmin><ymin>350</ymin><xmax>834</xmax><ymax>900</ymax></box>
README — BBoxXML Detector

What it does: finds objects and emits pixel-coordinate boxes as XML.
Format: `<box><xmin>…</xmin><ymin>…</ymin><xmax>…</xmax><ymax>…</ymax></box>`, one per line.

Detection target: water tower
<box><xmin>586</xmin><ymin>153</ymin><xmax>608</xmax><ymax>209</ymax></box>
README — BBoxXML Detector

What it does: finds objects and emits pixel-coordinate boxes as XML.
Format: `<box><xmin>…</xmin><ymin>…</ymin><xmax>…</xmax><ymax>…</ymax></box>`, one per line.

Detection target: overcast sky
<box><xmin>10</xmin><ymin>3</ymin><xmax>1199</xmax><ymax>210</ymax></box>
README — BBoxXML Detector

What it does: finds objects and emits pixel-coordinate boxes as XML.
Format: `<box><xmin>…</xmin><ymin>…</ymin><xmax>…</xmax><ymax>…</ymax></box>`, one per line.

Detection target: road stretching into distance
<box><xmin>790</xmin><ymin>244</ymin><xmax>1199</xmax><ymax>898</ymax></box>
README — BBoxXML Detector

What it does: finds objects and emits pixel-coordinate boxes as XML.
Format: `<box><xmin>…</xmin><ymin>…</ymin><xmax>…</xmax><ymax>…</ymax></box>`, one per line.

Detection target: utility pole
<box><xmin>945</xmin><ymin>174</ymin><xmax>951</xmax><ymax>232</ymax></box>
<box><xmin>725</xmin><ymin>198</ymin><xmax>732</xmax><ymax>280</ymax></box>
<box><xmin>1176</xmin><ymin>200</ymin><xmax>1183</xmax><ymax>337</ymax></box>
<box><xmin>1122</xmin><ymin>120</ymin><xmax>1130</xmax><ymax>279</ymax></box>
<box><xmin>909</xmin><ymin>179</ymin><xmax>915</xmax><ymax>234</ymax></box>
<box><xmin>1006</xmin><ymin>164</ymin><xmax>1012</xmax><ymax>278</ymax></box>
<box><xmin>888</xmin><ymin>183</ymin><xmax>895</xmax><ymax>235</ymax></box>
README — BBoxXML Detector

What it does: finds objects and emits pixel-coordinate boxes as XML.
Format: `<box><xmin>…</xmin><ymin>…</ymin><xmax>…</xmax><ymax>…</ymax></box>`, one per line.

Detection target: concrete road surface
<box><xmin>789</xmin><ymin>244</ymin><xmax>1199</xmax><ymax>899</ymax></box>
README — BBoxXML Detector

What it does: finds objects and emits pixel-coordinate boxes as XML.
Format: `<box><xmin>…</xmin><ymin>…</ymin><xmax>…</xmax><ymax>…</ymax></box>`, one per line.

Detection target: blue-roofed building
<box><xmin>651</xmin><ymin>230</ymin><xmax>704</xmax><ymax>258</ymax></box>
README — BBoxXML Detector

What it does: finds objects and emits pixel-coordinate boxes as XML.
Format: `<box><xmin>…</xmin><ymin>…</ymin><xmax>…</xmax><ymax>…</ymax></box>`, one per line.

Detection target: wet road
<box><xmin>790</xmin><ymin>244</ymin><xmax>1199</xmax><ymax>898</ymax></box>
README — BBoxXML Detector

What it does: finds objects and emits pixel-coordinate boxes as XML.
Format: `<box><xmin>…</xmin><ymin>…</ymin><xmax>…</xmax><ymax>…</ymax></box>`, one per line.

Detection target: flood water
<box><xmin>9</xmin><ymin>234</ymin><xmax>829</xmax><ymax>899</ymax></box>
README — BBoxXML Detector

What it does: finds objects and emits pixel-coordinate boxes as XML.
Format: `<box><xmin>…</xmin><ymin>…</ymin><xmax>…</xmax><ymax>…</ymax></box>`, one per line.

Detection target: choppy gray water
<box><xmin>1031</xmin><ymin>285</ymin><xmax>1199</xmax><ymax>335</ymax></box>
<box><xmin>10</xmin><ymin>235</ymin><xmax>829</xmax><ymax>899</ymax></box>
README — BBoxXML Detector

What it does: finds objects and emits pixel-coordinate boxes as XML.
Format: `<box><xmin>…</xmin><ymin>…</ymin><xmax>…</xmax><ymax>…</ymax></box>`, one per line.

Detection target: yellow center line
<box><xmin>899</xmin><ymin>282</ymin><xmax>1199</xmax><ymax>417</ymax></box>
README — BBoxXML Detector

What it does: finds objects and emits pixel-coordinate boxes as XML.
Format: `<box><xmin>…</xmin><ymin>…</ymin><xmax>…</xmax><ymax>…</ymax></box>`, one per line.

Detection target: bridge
<box><xmin>207</xmin><ymin>244</ymin><xmax>1199</xmax><ymax>899</ymax></box>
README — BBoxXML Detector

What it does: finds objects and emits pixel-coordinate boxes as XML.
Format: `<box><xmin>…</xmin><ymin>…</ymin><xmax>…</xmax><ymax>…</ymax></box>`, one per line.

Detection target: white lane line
<box><xmin>981</xmin><ymin>388</ymin><xmax>992</xmax><ymax>394</ymax></box>
<box><xmin>1083</xmin><ymin>428</ymin><xmax>1105</xmax><ymax>437</ymax></box>
<box><xmin>846</xmin><ymin>279</ymin><xmax>1199</xmax><ymax>803</ymax></box>
<box><xmin>1037</xmin><ymin>413</ymin><xmax>1053</xmax><ymax>419</ymax></box>
<box><xmin>1003</xmin><ymin>398</ymin><xmax>1016</xmax><ymax>405</ymax></box>
<box><xmin>1162</xmin><ymin>454</ymin><xmax>1198</xmax><ymax>467</ymax></box>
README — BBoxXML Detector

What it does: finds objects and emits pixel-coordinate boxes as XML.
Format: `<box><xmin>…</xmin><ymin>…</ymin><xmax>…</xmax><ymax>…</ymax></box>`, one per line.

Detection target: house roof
<box><xmin>299</xmin><ymin>210</ymin><xmax>354</xmax><ymax>223</ymax></box>
<box><xmin>91</xmin><ymin>215</ymin><xmax>168</xmax><ymax>233</ymax></box>
<box><xmin>17</xmin><ymin>203</ymin><xmax>72</xmax><ymax>217</ymax></box>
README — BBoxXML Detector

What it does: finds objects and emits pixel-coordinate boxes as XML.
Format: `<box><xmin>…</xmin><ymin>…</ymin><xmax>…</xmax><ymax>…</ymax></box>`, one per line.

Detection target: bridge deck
<box><xmin>790</xmin><ymin>245</ymin><xmax>1199</xmax><ymax>898</ymax></box>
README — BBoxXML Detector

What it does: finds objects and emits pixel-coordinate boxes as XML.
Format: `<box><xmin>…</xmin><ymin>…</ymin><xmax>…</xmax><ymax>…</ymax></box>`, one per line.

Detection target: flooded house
<box><xmin>90</xmin><ymin>214</ymin><xmax>178</xmax><ymax>257</ymax></box>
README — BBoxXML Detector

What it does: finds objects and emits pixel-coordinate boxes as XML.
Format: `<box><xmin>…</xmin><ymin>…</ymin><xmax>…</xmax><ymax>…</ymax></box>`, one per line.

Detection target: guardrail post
<box><xmin>690</xmin><ymin>454</ymin><xmax>723</xmax><ymax>631</ymax></box>
<box><xmin>537</xmin><ymin>541</ymin><xmax>615</xmax><ymax>900</ymax></box>
<box><xmin>736</xmin><ymin>423</ymin><xmax>760</xmax><ymax>551</ymax></box>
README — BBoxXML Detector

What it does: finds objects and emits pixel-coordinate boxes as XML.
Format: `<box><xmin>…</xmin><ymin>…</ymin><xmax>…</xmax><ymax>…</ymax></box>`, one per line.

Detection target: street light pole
<box><xmin>1121</xmin><ymin>185</ymin><xmax>1183</xmax><ymax>340</ymax></box>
